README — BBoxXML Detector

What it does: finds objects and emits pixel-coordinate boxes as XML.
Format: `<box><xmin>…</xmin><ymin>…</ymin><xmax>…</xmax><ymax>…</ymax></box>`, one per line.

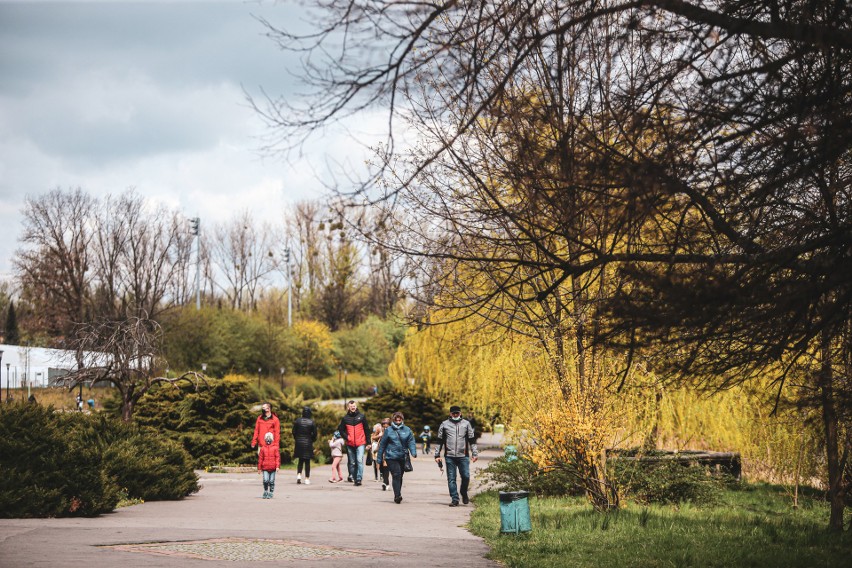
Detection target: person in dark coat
<box><xmin>292</xmin><ymin>406</ymin><xmax>318</xmax><ymax>484</ymax></box>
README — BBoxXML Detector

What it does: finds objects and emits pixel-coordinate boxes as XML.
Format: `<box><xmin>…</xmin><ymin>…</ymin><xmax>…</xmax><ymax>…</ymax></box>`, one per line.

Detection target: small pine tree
<box><xmin>4</xmin><ymin>301</ymin><xmax>19</xmax><ymax>345</ymax></box>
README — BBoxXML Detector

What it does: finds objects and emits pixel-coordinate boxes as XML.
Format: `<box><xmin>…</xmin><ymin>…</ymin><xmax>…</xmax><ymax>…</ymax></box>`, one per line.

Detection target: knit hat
<box><xmin>264</xmin><ymin>432</ymin><xmax>274</xmax><ymax>443</ymax></box>
<box><xmin>333</xmin><ymin>430</ymin><xmax>341</xmax><ymax>439</ymax></box>
<box><xmin>449</xmin><ymin>405</ymin><xmax>462</xmax><ymax>414</ymax></box>
<box><xmin>302</xmin><ymin>406</ymin><xmax>312</xmax><ymax>418</ymax></box>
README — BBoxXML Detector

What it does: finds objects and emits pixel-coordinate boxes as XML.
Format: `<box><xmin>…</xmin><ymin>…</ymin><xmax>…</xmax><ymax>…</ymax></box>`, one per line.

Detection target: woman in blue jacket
<box><xmin>377</xmin><ymin>411</ymin><xmax>417</xmax><ymax>503</ymax></box>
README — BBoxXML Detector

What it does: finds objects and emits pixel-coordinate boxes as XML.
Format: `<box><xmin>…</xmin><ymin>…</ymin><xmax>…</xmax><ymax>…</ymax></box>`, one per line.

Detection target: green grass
<box><xmin>469</xmin><ymin>484</ymin><xmax>851</xmax><ymax>567</ymax></box>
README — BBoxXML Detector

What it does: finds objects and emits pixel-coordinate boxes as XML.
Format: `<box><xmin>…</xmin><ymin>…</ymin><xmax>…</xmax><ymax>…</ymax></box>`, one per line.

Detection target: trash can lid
<box><xmin>498</xmin><ymin>490</ymin><xmax>530</xmax><ymax>502</ymax></box>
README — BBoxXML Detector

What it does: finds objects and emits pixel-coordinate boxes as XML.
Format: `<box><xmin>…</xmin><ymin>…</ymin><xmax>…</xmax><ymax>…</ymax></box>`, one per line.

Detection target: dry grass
<box><xmin>5</xmin><ymin>386</ymin><xmax>113</xmax><ymax>412</ymax></box>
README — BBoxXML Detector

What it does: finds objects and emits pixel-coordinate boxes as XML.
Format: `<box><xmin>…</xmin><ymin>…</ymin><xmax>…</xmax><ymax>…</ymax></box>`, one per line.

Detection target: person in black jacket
<box><xmin>292</xmin><ymin>406</ymin><xmax>318</xmax><ymax>485</ymax></box>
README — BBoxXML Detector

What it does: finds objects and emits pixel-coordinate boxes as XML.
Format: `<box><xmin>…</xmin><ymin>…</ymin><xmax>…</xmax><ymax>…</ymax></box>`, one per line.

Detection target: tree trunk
<box><xmin>820</xmin><ymin>333</ymin><xmax>845</xmax><ymax>532</ymax></box>
<box><xmin>121</xmin><ymin>397</ymin><xmax>135</xmax><ymax>423</ymax></box>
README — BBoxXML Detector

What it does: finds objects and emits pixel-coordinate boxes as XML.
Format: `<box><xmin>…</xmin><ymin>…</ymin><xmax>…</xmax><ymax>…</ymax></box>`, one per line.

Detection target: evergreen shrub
<box><xmin>101</xmin><ymin>433</ymin><xmax>199</xmax><ymax>500</ymax></box>
<box><xmin>361</xmin><ymin>390</ymin><xmax>445</xmax><ymax>433</ymax></box>
<box><xmin>0</xmin><ymin>403</ymin><xmax>198</xmax><ymax>518</ymax></box>
<box><xmin>65</xmin><ymin>413</ymin><xmax>199</xmax><ymax>501</ymax></box>
<box><xmin>611</xmin><ymin>457</ymin><xmax>731</xmax><ymax>505</ymax></box>
<box><xmin>0</xmin><ymin>403</ymin><xmax>120</xmax><ymax>517</ymax></box>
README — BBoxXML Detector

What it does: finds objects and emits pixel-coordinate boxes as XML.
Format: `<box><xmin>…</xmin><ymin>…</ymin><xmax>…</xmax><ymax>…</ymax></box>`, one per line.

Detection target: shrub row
<box><xmin>480</xmin><ymin>450</ymin><xmax>734</xmax><ymax>505</ymax></box>
<box><xmin>0</xmin><ymin>403</ymin><xmax>198</xmax><ymax>518</ymax></box>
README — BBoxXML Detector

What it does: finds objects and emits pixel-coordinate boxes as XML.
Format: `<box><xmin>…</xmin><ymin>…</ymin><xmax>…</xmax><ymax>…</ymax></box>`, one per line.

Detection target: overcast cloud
<box><xmin>0</xmin><ymin>0</ymin><xmax>378</xmax><ymax>280</ymax></box>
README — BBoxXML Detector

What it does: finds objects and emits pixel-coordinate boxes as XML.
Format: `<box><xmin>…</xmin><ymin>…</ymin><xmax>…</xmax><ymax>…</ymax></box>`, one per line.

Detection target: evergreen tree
<box><xmin>4</xmin><ymin>301</ymin><xmax>19</xmax><ymax>345</ymax></box>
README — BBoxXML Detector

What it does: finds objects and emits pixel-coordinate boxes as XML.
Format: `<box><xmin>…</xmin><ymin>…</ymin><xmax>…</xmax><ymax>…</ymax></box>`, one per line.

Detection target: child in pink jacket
<box><xmin>328</xmin><ymin>431</ymin><xmax>345</xmax><ymax>483</ymax></box>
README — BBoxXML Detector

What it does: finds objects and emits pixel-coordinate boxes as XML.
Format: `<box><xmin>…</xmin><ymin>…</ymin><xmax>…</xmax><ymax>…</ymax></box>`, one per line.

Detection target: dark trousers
<box><xmin>385</xmin><ymin>458</ymin><xmax>406</xmax><ymax>499</ymax></box>
<box><xmin>297</xmin><ymin>458</ymin><xmax>311</xmax><ymax>478</ymax></box>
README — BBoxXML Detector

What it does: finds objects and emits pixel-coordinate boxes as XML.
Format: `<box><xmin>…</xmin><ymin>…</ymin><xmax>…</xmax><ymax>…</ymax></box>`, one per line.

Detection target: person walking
<box><xmin>369</xmin><ymin>421</ymin><xmax>383</xmax><ymax>482</ymax></box>
<box><xmin>377</xmin><ymin>411</ymin><xmax>417</xmax><ymax>504</ymax></box>
<box><xmin>328</xmin><ymin>431</ymin><xmax>345</xmax><ymax>483</ymax></box>
<box><xmin>337</xmin><ymin>400</ymin><xmax>371</xmax><ymax>485</ymax></box>
<box><xmin>434</xmin><ymin>405</ymin><xmax>478</xmax><ymax>507</ymax></box>
<box><xmin>251</xmin><ymin>402</ymin><xmax>281</xmax><ymax>452</ymax></box>
<box><xmin>292</xmin><ymin>406</ymin><xmax>318</xmax><ymax>485</ymax></box>
<box><xmin>258</xmin><ymin>432</ymin><xmax>280</xmax><ymax>499</ymax></box>
<box><xmin>375</xmin><ymin>418</ymin><xmax>391</xmax><ymax>490</ymax></box>
<box><xmin>419</xmin><ymin>425</ymin><xmax>432</xmax><ymax>454</ymax></box>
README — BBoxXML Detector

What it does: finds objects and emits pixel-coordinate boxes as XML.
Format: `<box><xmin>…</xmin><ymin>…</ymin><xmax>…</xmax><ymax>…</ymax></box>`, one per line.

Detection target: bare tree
<box><xmin>15</xmin><ymin>187</ymin><xmax>95</xmax><ymax>337</ymax></box>
<box><xmin>91</xmin><ymin>190</ymin><xmax>187</xmax><ymax>319</ymax></box>
<box><xmin>57</xmin><ymin>314</ymin><xmax>205</xmax><ymax>422</ymax></box>
<box><xmin>209</xmin><ymin>212</ymin><xmax>277</xmax><ymax>311</ymax></box>
<box><xmin>255</xmin><ymin>0</ymin><xmax>852</xmax><ymax>528</ymax></box>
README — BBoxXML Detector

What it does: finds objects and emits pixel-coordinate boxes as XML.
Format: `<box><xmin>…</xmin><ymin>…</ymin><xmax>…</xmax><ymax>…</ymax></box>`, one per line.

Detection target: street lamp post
<box><xmin>0</xmin><ymin>351</ymin><xmax>3</xmax><ymax>403</ymax></box>
<box><xmin>5</xmin><ymin>363</ymin><xmax>9</xmax><ymax>403</ymax></box>
<box><xmin>189</xmin><ymin>216</ymin><xmax>201</xmax><ymax>310</ymax></box>
<box><xmin>201</xmin><ymin>363</ymin><xmax>207</xmax><ymax>374</ymax></box>
<box><xmin>284</xmin><ymin>248</ymin><xmax>292</xmax><ymax>327</ymax></box>
<box><xmin>257</xmin><ymin>367</ymin><xmax>262</xmax><ymax>389</ymax></box>
<box><xmin>280</xmin><ymin>367</ymin><xmax>285</xmax><ymax>390</ymax></box>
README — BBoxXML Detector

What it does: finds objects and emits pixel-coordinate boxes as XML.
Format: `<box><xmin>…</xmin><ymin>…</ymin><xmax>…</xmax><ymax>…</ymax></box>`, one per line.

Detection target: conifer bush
<box><xmin>0</xmin><ymin>402</ymin><xmax>199</xmax><ymax>518</ymax></box>
<box><xmin>131</xmin><ymin>378</ymin><xmax>306</xmax><ymax>467</ymax></box>
<box><xmin>0</xmin><ymin>403</ymin><xmax>121</xmax><ymax>517</ymax></box>
<box><xmin>610</xmin><ymin>457</ymin><xmax>730</xmax><ymax>505</ymax></box>
<box><xmin>361</xmin><ymin>390</ymin><xmax>445</xmax><ymax>431</ymax></box>
<box><xmin>101</xmin><ymin>432</ymin><xmax>199</xmax><ymax>500</ymax></box>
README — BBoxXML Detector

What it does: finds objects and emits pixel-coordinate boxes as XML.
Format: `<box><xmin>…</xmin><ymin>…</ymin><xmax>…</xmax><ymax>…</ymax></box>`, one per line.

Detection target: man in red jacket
<box><xmin>337</xmin><ymin>400</ymin><xmax>370</xmax><ymax>485</ymax></box>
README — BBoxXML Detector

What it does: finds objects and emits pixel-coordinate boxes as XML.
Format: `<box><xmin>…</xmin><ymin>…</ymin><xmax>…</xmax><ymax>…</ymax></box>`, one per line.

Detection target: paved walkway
<box><xmin>0</xmin><ymin>435</ymin><xmax>504</xmax><ymax>567</ymax></box>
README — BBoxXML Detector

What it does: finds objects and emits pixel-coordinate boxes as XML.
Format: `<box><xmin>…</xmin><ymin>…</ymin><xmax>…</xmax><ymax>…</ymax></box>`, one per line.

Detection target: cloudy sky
<box><xmin>0</xmin><ymin>0</ymin><xmax>378</xmax><ymax>280</ymax></box>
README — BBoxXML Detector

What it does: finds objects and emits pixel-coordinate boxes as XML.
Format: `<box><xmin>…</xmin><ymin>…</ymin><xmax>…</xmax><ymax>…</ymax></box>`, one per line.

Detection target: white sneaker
<box><xmin>296</xmin><ymin>474</ymin><xmax>302</xmax><ymax>484</ymax></box>
<box><xmin>304</xmin><ymin>478</ymin><xmax>311</xmax><ymax>485</ymax></box>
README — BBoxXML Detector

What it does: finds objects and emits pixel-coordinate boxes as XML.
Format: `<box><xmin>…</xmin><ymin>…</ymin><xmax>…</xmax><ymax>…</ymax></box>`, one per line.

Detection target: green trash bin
<box><xmin>499</xmin><ymin>491</ymin><xmax>531</xmax><ymax>534</ymax></box>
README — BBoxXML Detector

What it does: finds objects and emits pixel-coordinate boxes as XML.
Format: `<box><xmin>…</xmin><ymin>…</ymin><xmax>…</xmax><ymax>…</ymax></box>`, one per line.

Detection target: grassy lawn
<box><xmin>469</xmin><ymin>484</ymin><xmax>851</xmax><ymax>567</ymax></box>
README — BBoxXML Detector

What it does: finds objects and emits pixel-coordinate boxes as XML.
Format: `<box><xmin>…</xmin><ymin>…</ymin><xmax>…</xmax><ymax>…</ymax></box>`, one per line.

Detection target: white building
<box><xmin>0</xmin><ymin>343</ymin><xmax>79</xmax><ymax>389</ymax></box>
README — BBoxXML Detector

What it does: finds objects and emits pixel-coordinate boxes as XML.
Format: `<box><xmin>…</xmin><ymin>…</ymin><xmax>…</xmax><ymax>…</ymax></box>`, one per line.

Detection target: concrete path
<box><xmin>0</xmin><ymin>435</ymin><xmax>504</xmax><ymax>567</ymax></box>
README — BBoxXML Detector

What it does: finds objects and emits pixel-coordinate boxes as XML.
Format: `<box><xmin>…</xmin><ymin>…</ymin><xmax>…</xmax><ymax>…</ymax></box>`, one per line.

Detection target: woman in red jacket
<box><xmin>251</xmin><ymin>402</ymin><xmax>281</xmax><ymax>451</ymax></box>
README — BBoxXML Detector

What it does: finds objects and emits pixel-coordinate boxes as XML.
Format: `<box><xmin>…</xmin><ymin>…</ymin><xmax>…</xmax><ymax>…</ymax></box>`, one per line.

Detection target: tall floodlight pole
<box><xmin>190</xmin><ymin>217</ymin><xmax>201</xmax><ymax>310</ymax></box>
<box><xmin>284</xmin><ymin>247</ymin><xmax>292</xmax><ymax>327</ymax></box>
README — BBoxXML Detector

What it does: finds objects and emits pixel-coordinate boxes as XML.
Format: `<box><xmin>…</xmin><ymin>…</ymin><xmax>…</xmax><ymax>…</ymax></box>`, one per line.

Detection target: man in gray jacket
<box><xmin>434</xmin><ymin>405</ymin><xmax>478</xmax><ymax>506</ymax></box>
